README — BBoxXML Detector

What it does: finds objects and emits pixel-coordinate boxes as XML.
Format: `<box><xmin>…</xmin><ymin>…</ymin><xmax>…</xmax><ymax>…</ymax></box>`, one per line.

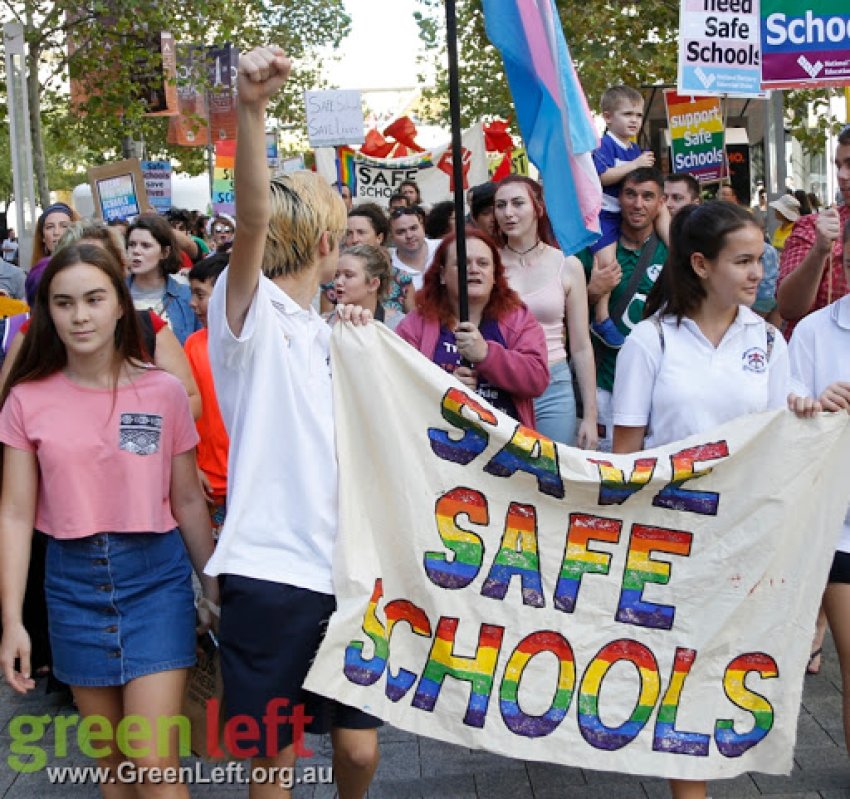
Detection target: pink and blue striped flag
<box><xmin>482</xmin><ymin>0</ymin><xmax>602</xmax><ymax>255</ymax></box>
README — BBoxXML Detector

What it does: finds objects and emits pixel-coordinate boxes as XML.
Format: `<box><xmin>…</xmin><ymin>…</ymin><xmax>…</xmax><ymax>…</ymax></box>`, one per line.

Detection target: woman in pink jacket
<box><xmin>397</xmin><ymin>227</ymin><xmax>549</xmax><ymax>428</ymax></box>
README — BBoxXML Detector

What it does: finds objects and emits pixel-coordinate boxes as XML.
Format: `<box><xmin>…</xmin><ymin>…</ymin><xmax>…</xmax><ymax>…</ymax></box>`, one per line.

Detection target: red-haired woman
<box><xmin>397</xmin><ymin>227</ymin><xmax>549</xmax><ymax>428</ymax></box>
<box><xmin>495</xmin><ymin>175</ymin><xmax>598</xmax><ymax>448</ymax></box>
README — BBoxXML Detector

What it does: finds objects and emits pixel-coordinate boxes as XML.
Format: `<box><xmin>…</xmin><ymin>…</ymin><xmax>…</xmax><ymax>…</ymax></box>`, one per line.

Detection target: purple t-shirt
<box><xmin>433</xmin><ymin>319</ymin><xmax>520</xmax><ymax>421</ymax></box>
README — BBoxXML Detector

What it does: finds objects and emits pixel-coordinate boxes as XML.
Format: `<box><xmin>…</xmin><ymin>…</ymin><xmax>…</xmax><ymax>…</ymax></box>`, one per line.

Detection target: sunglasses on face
<box><xmin>213</xmin><ymin>225</ymin><xmax>234</xmax><ymax>234</ymax></box>
<box><xmin>390</xmin><ymin>206</ymin><xmax>423</xmax><ymax>220</ymax></box>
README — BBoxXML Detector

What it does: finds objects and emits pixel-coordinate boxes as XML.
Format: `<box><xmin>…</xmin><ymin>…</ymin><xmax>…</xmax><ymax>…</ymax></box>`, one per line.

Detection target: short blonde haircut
<box><xmin>262</xmin><ymin>172</ymin><xmax>347</xmax><ymax>279</ymax></box>
<box><xmin>56</xmin><ymin>220</ymin><xmax>128</xmax><ymax>271</ymax></box>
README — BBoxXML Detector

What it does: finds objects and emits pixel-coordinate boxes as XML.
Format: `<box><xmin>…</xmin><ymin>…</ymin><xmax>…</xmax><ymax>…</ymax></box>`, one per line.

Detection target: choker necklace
<box><xmin>506</xmin><ymin>239</ymin><xmax>540</xmax><ymax>266</ymax></box>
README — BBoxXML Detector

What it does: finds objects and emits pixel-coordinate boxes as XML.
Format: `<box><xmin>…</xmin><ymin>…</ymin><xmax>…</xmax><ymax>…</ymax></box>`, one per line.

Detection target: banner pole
<box><xmin>445</xmin><ymin>0</ymin><xmax>468</xmax><ymax>324</ymax></box>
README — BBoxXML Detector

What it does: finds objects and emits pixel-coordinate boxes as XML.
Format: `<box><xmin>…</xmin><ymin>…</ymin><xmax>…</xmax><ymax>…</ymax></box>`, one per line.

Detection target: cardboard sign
<box><xmin>88</xmin><ymin>159</ymin><xmax>148</xmax><ymax>222</ymax></box>
<box><xmin>304</xmin><ymin>322</ymin><xmax>850</xmax><ymax>781</ymax></box>
<box><xmin>305</xmin><ymin>90</ymin><xmax>365</xmax><ymax>148</ymax></box>
<box><xmin>761</xmin><ymin>0</ymin><xmax>850</xmax><ymax>88</ymax></box>
<box><xmin>678</xmin><ymin>0</ymin><xmax>764</xmax><ymax>97</ymax></box>
<box><xmin>664</xmin><ymin>91</ymin><xmax>727</xmax><ymax>183</ymax></box>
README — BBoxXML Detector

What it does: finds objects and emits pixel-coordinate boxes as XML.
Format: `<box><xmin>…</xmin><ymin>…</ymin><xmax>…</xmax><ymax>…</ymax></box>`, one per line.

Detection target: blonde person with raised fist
<box><xmin>204</xmin><ymin>47</ymin><xmax>380</xmax><ymax>799</ymax></box>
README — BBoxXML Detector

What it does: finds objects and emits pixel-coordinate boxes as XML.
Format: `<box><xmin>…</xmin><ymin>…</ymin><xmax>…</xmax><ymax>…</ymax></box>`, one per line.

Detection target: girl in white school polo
<box><xmin>612</xmin><ymin>201</ymin><xmax>791</xmax><ymax>453</ymax></box>
<box><xmin>611</xmin><ymin>201</ymin><xmax>794</xmax><ymax>799</ymax></box>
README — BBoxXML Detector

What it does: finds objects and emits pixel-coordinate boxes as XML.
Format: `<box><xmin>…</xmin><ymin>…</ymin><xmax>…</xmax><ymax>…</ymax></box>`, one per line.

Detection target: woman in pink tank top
<box><xmin>495</xmin><ymin>175</ymin><xmax>598</xmax><ymax>448</ymax></box>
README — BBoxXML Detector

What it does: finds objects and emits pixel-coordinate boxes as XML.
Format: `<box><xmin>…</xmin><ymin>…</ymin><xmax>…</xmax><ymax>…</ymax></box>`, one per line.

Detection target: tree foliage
<box><xmin>413</xmin><ymin>0</ymin><xmax>842</xmax><ymax>157</ymax></box>
<box><xmin>1</xmin><ymin>0</ymin><xmax>350</xmax><ymax>201</ymax></box>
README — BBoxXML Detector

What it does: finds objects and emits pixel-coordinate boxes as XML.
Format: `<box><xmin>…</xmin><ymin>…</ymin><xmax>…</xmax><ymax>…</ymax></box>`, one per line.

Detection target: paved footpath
<box><xmin>1</xmin><ymin>633</ymin><xmax>849</xmax><ymax>798</ymax></box>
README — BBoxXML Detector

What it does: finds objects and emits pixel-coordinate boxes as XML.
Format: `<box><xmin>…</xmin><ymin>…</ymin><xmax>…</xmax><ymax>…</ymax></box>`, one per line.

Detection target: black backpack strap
<box><xmin>608</xmin><ymin>232</ymin><xmax>660</xmax><ymax>325</ymax></box>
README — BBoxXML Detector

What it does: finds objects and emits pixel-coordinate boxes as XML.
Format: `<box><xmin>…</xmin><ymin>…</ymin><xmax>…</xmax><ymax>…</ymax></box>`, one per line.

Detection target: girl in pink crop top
<box><xmin>495</xmin><ymin>176</ymin><xmax>598</xmax><ymax>449</ymax></box>
<box><xmin>0</xmin><ymin>242</ymin><xmax>217</xmax><ymax>782</ymax></box>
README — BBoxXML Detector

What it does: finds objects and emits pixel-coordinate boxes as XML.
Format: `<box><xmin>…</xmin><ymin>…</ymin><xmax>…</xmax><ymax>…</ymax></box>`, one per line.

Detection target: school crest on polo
<box><xmin>742</xmin><ymin>347</ymin><xmax>767</xmax><ymax>373</ymax></box>
<box><xmin>119</xmin><ymin>413</ymin><xmax>163</xmax><ymax>455</ymax></box>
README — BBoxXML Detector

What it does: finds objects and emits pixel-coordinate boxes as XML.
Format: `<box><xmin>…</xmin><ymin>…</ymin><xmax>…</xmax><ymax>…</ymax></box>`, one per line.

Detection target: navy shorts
<box><xmin>829</xmin><ymin>551</ymin><xmax>850</xmax><ymax>584</ymax></box>
<box><xmin>45</xmin><ymin>531</ymin><xmax>196</xmax><ymax>687</ymax></box>
<box><xmin>589</xmin><ymin>208</ymin><xmax>621</xmax><ymax>253</ymax></box>
<box><xmin>218</xmin><ymin>575</ymin><xmax>381</xmax><ymax>758</ymax></box>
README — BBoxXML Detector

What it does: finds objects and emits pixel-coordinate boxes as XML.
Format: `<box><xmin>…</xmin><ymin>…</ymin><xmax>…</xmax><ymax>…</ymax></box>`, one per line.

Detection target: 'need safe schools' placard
<box><xmin>678</xmin><ymin>0</ymin><xmax>763</xmax><ymax>97</ymax></box>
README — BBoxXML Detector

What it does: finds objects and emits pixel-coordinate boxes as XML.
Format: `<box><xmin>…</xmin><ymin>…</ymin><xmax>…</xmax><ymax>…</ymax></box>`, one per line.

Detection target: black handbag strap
<box><xmin>609</xmin><ymin>232</ymin><xmax>660</xmax><ymax>325</ymax></box>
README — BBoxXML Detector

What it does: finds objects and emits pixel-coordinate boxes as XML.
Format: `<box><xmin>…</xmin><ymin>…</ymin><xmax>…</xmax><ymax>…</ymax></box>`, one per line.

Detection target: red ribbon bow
<box><xmin>359</xmin><ymin>116</ymin><xmax>424</xmax><ymax>158</ymax></box>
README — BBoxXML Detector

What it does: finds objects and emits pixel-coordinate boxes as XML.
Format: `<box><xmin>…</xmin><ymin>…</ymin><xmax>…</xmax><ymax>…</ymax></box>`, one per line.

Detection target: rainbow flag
<box><xmin>482</xmin><ymin>0</ymin><xmax>601</xmax><ymax>255</ymax></box>
<box><xmin>336</xmin><ymin>146</ymin><xmax>357</xmax><ymax>193</ymax></box>
<box><xmin>212</xmin><ymin>140</ymin><xmax>236</xmax><ymax>216</ymax></box>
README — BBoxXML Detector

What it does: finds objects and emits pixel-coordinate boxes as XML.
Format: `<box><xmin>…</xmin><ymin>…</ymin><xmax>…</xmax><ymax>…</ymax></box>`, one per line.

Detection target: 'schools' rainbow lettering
<box><xmin>384</xmin><ymin>599</ymin><xmax>432</xmax><ymax>702</ymax></box>
<box><xmin>500</xmin><ymin>631</ymin><xmax>575</xmax><ymax>738</ymax></box>
<box><xmin>484</xmin><ymin>425</ymin><xmax>565</xmax><ymax>498</ymax></box>
<box><xmin>412</xmin><ymin>618</ymin><xmax>504</xmax><ymax>728</ymax></box>
<box><xmin>554</xmin><ymin>514</ymin><xmax>622</xmax><ymax>613</ymax></box>
<box><xmin>616</xmin><ymin>525</ymin><xmax>693</xmax><ymax>630</ymax></box>
<box><xmin>578</xmin><ymin>640</ymin><xmax>661</xmax><ymax>750</ymax></box>
<box><xmin>653</xmin><ymin>442</ymin><xmax>729</xmax><ymax>516</ymax></box>
<box><xmin>590</xmin><ymin>457</ymin><xmax>657</xmax><ymax>505</ymax></box>
<box><xmin>715</xmin><ymin>653</ymin><xmax>777</xmax><ymax>757</ymax></box>
<box><xmin>653</xmin><ymin>648</ymin><xmax>710</xmax><ymax>756</ymax></box>
<box><xmin>428</xmin><ymin>388</ymin><xmax>496</xmax><ymax>465</ymax></box>
<box><xmin>344</xmin><ymin>579</ymin><xmax>388</xmax><ymax>686</ymax></box>
<box><xmin>424</xmin><ymin>488</ymin><xmax>488</xmax><ymax>589</ymax></box>
<box><xmin>481</xmin><ymin>503</ymin><xmax>544</xmax><ymax>607</ymax></box>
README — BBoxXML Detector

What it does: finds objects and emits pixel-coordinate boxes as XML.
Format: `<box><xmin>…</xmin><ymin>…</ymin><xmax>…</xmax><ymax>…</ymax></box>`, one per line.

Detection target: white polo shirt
<box><xmin>788</xmin><ymin>295</ymin><xmax>850</xmax><ymax>553</ymax></box>
<box><xmin>391</xmin><ymin>238</ymin><xmax>440</xmax><ymax>290</ymax></box>
<box><xmin>205</xmin><ymin>271</ymin><xmax>337</xmax><ymax>594</ymax></box>
<box><xmin>613</xmin><ymin>306</ymin><xmax>790</xmax><ymax>449</ymax></box>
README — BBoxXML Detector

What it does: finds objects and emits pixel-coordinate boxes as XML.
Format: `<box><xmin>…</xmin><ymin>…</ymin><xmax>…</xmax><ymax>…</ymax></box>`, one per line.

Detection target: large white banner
<box><xmin>314</xmin><ymin>124</ymin><xmax>488</xmax><ymax>208</ymax></box>
<box><xmin>305</xmin><ymin>323</ymin><xmax>850</xmax><ymax>780</ymax></box>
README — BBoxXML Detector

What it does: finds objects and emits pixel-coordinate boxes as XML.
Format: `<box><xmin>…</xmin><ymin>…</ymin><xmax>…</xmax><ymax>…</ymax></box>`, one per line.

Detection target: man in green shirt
<box><xmin>577</xmin><ymin>167</ymin><xmax>668</xmax><ymax>449</ymax></box>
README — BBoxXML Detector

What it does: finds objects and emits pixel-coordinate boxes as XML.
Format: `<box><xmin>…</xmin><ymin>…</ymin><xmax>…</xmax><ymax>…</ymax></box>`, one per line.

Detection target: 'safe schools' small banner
<box><xmin>314</xmin><ymin>124</ymin><xmax>488</xmax><ymax>208</ymax></box>
<box><xmin>305</xmin><ymin>323</ymin><xmax>850</xmax><ymax>781</ymax></box>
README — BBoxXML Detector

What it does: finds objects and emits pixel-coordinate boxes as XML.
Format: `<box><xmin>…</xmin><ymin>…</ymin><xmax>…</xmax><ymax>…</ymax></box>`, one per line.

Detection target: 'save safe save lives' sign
<box><xmin>304</xmin><ymin>90</ymin><xmax>365</xmax><ymax>148</ymax></box>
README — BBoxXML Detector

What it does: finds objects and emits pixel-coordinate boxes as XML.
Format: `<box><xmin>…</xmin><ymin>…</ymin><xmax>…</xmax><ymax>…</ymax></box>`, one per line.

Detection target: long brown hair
<box><xmin>1</xmin><ymin>243</ymin><xmax>147</xmax><ymax>408</ymax></box>
<box><xmin>644</xmin><ymin>201</ymin><xmax>762</xmax><ymax>323</ymax></box>
<box><xmin>415</xmin><ymin>227</ymin><xmax>523</xmax><ymax>327</ymax></box>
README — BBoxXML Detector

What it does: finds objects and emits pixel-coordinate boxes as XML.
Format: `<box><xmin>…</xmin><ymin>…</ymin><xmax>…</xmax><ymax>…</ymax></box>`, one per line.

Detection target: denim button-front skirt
<box><xmin>45</xmin><ymin>530</ymin><xmax>196</xmax><ymax>687</ymax></box>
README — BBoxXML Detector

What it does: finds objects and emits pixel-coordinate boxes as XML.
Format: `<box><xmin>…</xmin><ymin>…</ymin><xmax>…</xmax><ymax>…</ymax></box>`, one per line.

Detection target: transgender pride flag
<box><xmin>482</xmin><ymin>0</ymin><xmax>602</xmax><ymax>255</ymax></box>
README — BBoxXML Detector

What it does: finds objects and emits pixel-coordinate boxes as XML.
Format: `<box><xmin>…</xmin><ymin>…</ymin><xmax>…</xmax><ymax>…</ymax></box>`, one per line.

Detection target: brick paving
<box><xmin>1</xmin><ymin>633</ymin><xmax>848</xmax><ymax>797</ymax></box>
